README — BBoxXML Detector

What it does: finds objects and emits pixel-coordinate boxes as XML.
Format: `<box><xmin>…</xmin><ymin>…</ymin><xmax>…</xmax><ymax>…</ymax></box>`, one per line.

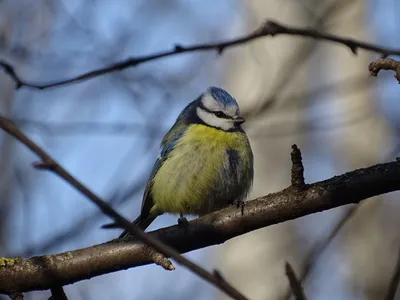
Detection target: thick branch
<box><xmin>0</xmin><ymin>117</ymin><xmax>248</xmax><ymax>300</ymax></box>
<box><xmin>1</xmin><ymin>20</ymin><xmax>400</xmax><ymax>90</ymax></box>
<box><xmin>1</xmin><ymin>159</ymin><xmax>400</xmax><ymax>293</ymax></box>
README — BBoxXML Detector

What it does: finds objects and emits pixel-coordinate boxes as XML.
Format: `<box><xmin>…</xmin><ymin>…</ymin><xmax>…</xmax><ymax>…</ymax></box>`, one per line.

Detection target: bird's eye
<box><xmin>214</xmin><ymin>111</ymin><xmax>225</xmax><ymax>118</ymax></box>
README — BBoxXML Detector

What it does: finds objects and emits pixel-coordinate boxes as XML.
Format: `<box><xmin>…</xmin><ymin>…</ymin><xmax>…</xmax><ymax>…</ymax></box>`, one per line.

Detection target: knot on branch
<box><xmin>217</xmin><ymin>46</ymin><xmax>225</xmax><ymax>55</ymax></box>
<box><xmin>213</xmin><ymin>269</ymin><xmax>224</xmax><ymax>281</ymax></box>
<box><xmin>174</xmin><ymin>44</ymin><xmax>184</xmax><ymax>52</ymax></box>
<box><xmin>291</xmin><ymin>144</ymin><xmax>305</xmax><ymax>190</ymax></box>
<box><xmin>145</xmin><ymin>246</ymin><xmax>175</xmax><ymax>271</ymax></box>
<box><xmin>0</xmin><ymin>61</ymin><xmax>23</xmax><ymax>89</ymax></box>
<box><xmin>348</xmin><ymin>44</ymin><xmax>358</xmax><ymax>55</ymax></box>
<box><xmin>32</xmin><ymin>160</ymin><xmax>56</xmax><ymax>170</ymax></box>
<box><xmin>369</xmin><ymin>58</ymin><xmax>400</xmax><ymax>84</ymax></box>
<box><xmin>260</xmin><ymin>20</ymin><xmax>286</xmax><ymax>36</ymax></box>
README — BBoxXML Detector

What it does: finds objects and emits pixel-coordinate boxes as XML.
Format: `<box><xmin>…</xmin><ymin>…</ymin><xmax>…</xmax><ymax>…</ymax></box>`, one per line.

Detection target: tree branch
<box><xmin>1</xmin><ymin>20</ymin><xmax>400</xmax><ymax>90</ymax></box>
<box><xmin>1</xmin><ymin>155</ymin><xmax>400</xmax><ymax>293</ymax></box>
<box><xmin>0</xmin><ymin>116</ymin><xmax>248</xmax><ymax>300</ymax></box>
<box><xmin>49</xmin><ymin>287</ymin><xmax>68</xmax><ymax>300</ymax></box>
<box><xmin>369</xmin><ymin>58</ymin><xmax>400</xmax><ymax>83</ymax></box>
<box><xmin>290</xmin><ymin>144</ymin><xmax>306</xmax><ymax>190</ymax></box>
<box><xmin>285</xmin><ymin>262</ymin><xmax>307</xmax><ymax>300</ymax></box>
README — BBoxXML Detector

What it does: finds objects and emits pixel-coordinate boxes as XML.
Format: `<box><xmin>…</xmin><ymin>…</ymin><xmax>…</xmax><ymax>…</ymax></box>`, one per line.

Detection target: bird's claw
<box><xmin>178</xmin><ymin>214</ymin><xmax>189</xmax><ymax>228</ymax></box>
<box><xmin>234</xmin><ymin>199</ymin><xmax>245</xmax><ymax>216</ymax></box>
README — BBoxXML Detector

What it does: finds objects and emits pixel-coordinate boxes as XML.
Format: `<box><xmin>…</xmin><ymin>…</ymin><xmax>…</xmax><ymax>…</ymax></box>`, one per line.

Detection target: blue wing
<box><xmin>140</xmin><ymin>109</ymin><xmax>191</xmax><ymax>216</ymax></box>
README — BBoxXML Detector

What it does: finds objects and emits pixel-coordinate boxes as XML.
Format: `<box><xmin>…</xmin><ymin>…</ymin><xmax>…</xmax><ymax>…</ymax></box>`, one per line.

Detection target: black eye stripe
<box><xmin>214</xmin><ymin>111</ymin><xmax>225</xmax><ymax>118</ymax></box>
<box><xmin>198</xmin><ymin>103</ymin><xmax>232</xmax><ymax>119</ymax></box>
<box><xmin>213</xmin><ymin>111</ymin><xmax>232</xmax><ymax>119</ymax></box>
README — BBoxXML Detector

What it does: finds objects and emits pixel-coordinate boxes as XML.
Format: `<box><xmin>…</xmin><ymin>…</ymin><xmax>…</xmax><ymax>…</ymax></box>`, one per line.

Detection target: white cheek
<box><xmin>197</xmin><ymin>107</ymin><xmax>234</xmax><ymax>131</ymax></box>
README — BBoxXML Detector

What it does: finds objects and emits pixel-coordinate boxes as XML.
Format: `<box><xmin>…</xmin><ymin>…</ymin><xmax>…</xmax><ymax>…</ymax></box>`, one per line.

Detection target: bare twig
<box><xmin>281</xmin><ymin>206</ymin><xmax>358</xmax><ymax>300</ymax></box>
<box><xmin>285</xmin><ymin>262</ymin><xmax>307</xmax><ymax>300</ymax></box>
<box><xmin>1</xmin><ymin>157</ymin><xmax>400</xmax><ymax>293</ymax></box>
<box><xmin>290</xmin><ymin>144</ymin><xmax>306</xmax><ymax>190</ymax></box>
<box><xmin>1</xmin><ymin>20</ymin><xmax>400</xmax><ymax>90</ymax></box>
<box><xmin>369</xmin><ymin>58</ymin><xmax>400</xmax><ymax>83</ymax></box>
<box><xmin>0</xmin><ymin>62</ymin><xmax>24</xmax><ymax>89</ymax></box>
<box><xmin>265</xmin><ymin>20</ymin><xmax>400</xmax><ymax>56</ymax></box>
<box><xmin>49</xmin><ymin>287</ymin><xmax>68</xmax><ymax>300</ymax></box>
<box><xmin>0</xmin><ymin>116</ymin><xmax>248</xmax><ymax>300</ymax></box>
<box><xmin>384</xmin><ymin>248</ymin><xmax>400</xmax><ymax>300</ymax></box>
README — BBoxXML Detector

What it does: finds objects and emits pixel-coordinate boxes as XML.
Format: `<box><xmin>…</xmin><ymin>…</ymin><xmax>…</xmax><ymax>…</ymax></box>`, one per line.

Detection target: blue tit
<box><xmin>117</xmin><ymin>86</ymin><xmax>253</xmax><ymax>237</ymax></box>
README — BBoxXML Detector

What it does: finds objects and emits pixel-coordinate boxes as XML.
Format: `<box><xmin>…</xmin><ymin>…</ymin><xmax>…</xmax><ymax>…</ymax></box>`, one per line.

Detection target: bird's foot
<box><xmin>234</xmin><ymin>199</ymin><xmax>245</xmax><ymax>216</ymax></box>
<box><xmin>178</xmin><ymin>214</ymin><xmax>189</xmax><ymax>228</ymax></box>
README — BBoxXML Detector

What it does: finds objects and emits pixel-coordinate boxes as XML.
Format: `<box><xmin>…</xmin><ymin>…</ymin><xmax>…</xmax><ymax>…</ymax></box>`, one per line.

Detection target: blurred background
<box><xmin>0</xmin><ymin>0</ymin><xmax>400</xmax><ymax>299</ymax></box>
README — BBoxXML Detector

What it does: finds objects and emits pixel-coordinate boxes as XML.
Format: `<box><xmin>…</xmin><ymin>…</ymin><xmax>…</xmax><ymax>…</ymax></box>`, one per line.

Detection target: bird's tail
<box><xmin>118</xmin><ymin>214</ymin><xmax>157</xmax><ymax>238</ymax></box>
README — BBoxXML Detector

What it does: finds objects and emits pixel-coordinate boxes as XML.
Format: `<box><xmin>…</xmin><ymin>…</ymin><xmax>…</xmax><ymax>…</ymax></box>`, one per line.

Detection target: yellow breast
<box><xmin>151</xmin><ymin>124</ymin><xmax>249</xmax><ymax>214</ymax></box>
<box><xmin>182</xmin><ymin>124</ymin><xmax>246</xmax><ymax>148</ymax></box>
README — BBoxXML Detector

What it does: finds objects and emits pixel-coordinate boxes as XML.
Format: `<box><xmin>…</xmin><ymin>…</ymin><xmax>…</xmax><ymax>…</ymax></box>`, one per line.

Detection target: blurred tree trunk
<box><xmin>216</xmin><ymin>0</ymin><xmax>315</xmax><ymax>298</ymax></box>
<box><xmin>325</xmin><ymin>1</ymin><xmax>396</xmax><ymax>299</ymax></box>
<box><xmin>217</xmin><ymin>0</ymin><xmax>396</xmax><ymax>299</ymax></box>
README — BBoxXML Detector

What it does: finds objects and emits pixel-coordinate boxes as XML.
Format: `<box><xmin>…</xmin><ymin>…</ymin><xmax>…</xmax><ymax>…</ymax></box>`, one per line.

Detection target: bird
<box><xmin>111</xmin><ymin>86</ymin><xmax>253</xmax><ymax>238</ymax></box>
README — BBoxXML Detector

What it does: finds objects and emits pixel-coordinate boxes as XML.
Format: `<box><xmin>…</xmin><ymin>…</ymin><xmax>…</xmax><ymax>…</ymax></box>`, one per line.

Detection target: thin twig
<box><xmin>0</xmin><ymin>116</ymin><xmax>248</xmax><ymax>300</ymax></box>
<box><xmin>1</xmin><ymin>20</ymin><xmax>400</xmax><ymax>90</ymax></box>
<box><xmin>384</xmin><ymin>248</ymin><xmax>400</xmax><ymax>300</ymax></box>
<box><xmin>49</xmin><ymin>287</ymin><xmax>68</xmax><ymax>300</ymax></box>
<box><xmin>265</xmin><ymin>20</ymin><xmax>400</xmax><ymax>56</ymax></box>
<box><xmin>290</xmin><ymin>144</ymin><xmax>306</xmax><ymax>190</ymax></box>
<box><xmin>285</xmin><ymin>262</ymin><xmax>307</xmax><ymax>300</ymax></box>
<box><xmin>281</xmin><ymin>205</ymin><xmax>358</xmax><ymax>300</ymax></box>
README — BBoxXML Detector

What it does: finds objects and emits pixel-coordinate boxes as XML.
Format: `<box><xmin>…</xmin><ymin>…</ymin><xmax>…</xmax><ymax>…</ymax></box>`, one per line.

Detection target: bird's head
<box><xmin>195</xmin><ymin>86</ymin><xmax>245</xmax><ymax>131</ymax></box>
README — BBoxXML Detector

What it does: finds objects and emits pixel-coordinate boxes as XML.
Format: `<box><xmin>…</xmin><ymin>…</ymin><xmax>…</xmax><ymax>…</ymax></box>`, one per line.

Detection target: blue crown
<box><xmin>208</xmin><ymin>86</ymin><xmax>238</xmax><ymax>107</ymax></box>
